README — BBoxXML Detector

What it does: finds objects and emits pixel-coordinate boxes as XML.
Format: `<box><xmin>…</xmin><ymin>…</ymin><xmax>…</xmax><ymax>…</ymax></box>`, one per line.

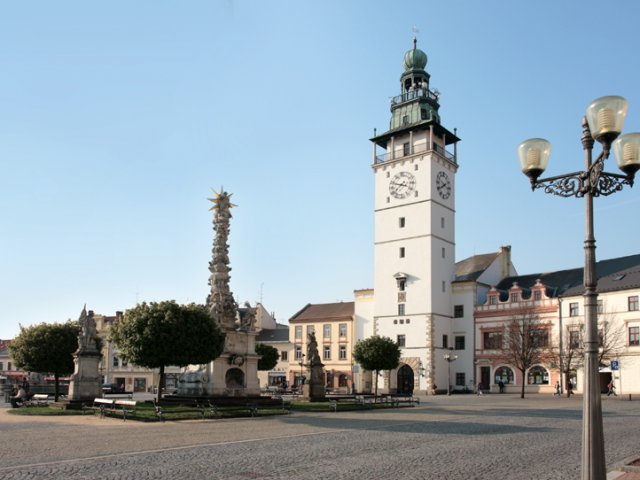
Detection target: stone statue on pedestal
<box><xmin>305</xmin><ymin>332</ymin><xmax>325</xmax><ymax>401</ymax></box>
<box><xmin>68</xmin><ymin>306</ymin><xmax>102</xmax><ymax>402</ymax></box>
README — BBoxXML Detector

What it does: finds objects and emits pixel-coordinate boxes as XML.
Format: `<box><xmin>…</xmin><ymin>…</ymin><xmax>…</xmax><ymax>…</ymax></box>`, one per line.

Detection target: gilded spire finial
<box><xmin>208</xmin><ymin>187</ymin><xmax>237</xmax><ymax>212</ymax></box>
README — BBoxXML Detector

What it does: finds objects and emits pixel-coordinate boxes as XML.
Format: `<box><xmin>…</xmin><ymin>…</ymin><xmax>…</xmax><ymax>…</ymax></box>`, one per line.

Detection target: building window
<box><xmin>403</xmin><ymin>142</ymin><xmax>410</xmax><ymax>155</ymax></box>
<box><xmin>295</xmin><ymin>346</ymin><xmax>302</xmax><ymax>360</ymax></box>
<box><xmin>511</xmin><ymin>293</ymin><xmax>519</xmax><ymax>303</ymax></box>
<box><xmin>442</xmin><ymin>281</ymin><xmax>446</xmax><ymax>293</ymax></box>
<box><xmin>483</xmin><ymin>331</ymin><xmax>503</xmax><ymax>350</ymax></box>
<box><xmin>397</xmin><ymin>335</ymin><xmax>406</xmax><ymax>347</ymax></box>
<box><xmin>442</xmin><ymin>334</ymin><xmax>448</xmax><ymax>349</ymax></box>
<box><xmin>494</xmin><ymin>366</ymin><xmax>514</xmax><ymax>384</ymax></box>
<box><xmin>398</xmin><ymin>304</ymin><xmax>405</xmax><ymax>316</ymax></box>
<box><xmin>454</xmin><ymin>305</ymin><xmax>464</xmax><ymax>318</ymax></box>
<box><xmin>338</xmin><ymin>374</ymin><xmax>348</xmax><ymax>387</ymax></box>
<box><xmin>339</xmin><ymin>323</ymin><xmax>347</xmax><ymax>337</ymax></box>
<box><xmin>534</xmin><ymin>290</ymin><xmax>542</xmax><ymax>301</ymax></box>
<box><xmin>399</xmin><ymin>217</ymin><xmax>405</xmax><ymax>228</ymax></box>
<box><xmin>406</xmin><ymin>319</ymin><xmax>410</xmax><ymax>324</ymax></box>
<box><xmin>399</xmin><ymin>319</ymin><xmax>404</xmax><ymax>324</ymax></box>
<box><xmin>527</xmin><ymin>365</ymin><xmax>549</xmax><ymax>385</ymax></box>
<box><xmin>442</xmin><ymin>247</ymin><xmax>445</xmax><ymax>258</ymax></box>
<box><xmin>295</xmin><ymin>326</ymin><xmax>302</xmax><ymax>340</ymax></box>
<box><xmin>597</xmin><ymin>299</ymin><xmax>604</xmax><ymax>314</ymax></box>
<box><xmin>398</xmin><ymin>279</ymin><xmax>406</xmax><ymax>291</ymax></box>
<box><xmin>323</xmin><ymin>346</ymin><xmax>331</xmax><ymax>360</ymax></box>
<box><xmin>532</xmin><ymin>329</ymin><xmax>549</xmax><ymax>348</ymax></box>
<box><xmin>441</xmin><ymin>217</ymin><xmax>445</xmax><ymax>228</ymax></box>
<box><xmin>7</xmin><ymin>362</ymin><xmax>11</xmax><ymax>370</ymax></box>
<box><xmin>280</xmin><ymin>351</ymin><xmax>288</xmax><ymax>361</ymax></box>
<box><xmin>489</xmin><ymin>295</ymin><xmax>498</xmax><ymax>305</ymax></box>
<box><xmin>307</xmin><ymin>325</ymin><xmax>315</xmax><ymax>336</ymax></box>
<box><xmin>455</xmin><ymin>373</ymin><xmax>466</xmax><ymax>386</ymax></box>
<box><xmin>629</xmin><ymin>296</ymin><xmax>639</xmax><ymax>311</ymax></box>
<box><xmin>629</xmin><ymin>326</ymin><xmax>640</xmax><ymax>346</ymax></box>
<box><xmin>455</xmin><ymin>336</ymin><xmax>465</xmax><ymax>350</ymax></box>
<box><xmin>569</xmin><ymin>303</ymin><xmax>579</xmax><ymax>317</ymax></box>
<box><xmin>393</xmin><ymin>319</ymin><xmax>398</xmax><ymax>324</ymax></box>
<box><xmin>0</xmin><ymin>362</ymin><xmax>3</xmax><ymax>370</ymax></box>
<box><xmin>569</xmin><ymin>330</ymin><xmax>581</xmax><ymax>349</ymax></box>
<box><xmin>113</xmin><ymin>356</ymin><xmax>119</xmax><ymax>367</ymax></box>
<box><xmin>400</xmin><ymin>247</ymin><xmax>405</xmax><ymax>258</ymax></box>
<box><xmin>323</xmin><ymin>324</ymin><xmax>331</xmax><ymax>339</ymax></box>
<box><xmin>339</xmin><ymin>345</ymin><xmax>347</xmax><ymax>360</ymax></box>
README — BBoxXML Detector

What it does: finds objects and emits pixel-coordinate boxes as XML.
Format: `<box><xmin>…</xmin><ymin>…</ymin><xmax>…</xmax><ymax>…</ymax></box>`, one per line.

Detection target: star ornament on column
<box><xmin>207</xmin><ymin>187</ymin><xmax>237</xmax><ymax>212</ymax></box>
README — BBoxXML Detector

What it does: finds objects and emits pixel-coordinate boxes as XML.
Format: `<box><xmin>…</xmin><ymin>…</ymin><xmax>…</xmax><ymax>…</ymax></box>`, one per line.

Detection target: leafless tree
<box><xmin>555</xmin><ymin>309</ymin><xmax>625</xmax><ymax>397</ymax></box>
<box><xmin>502</xmin><ymin>306</ymin><xmax>554</xmax><ymax>399</ymax></box>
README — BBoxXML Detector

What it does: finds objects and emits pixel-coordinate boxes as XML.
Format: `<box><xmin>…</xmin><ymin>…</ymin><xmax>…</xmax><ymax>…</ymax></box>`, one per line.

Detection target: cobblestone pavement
<box><xmin>0</xmin><ymin>395</ymin><xmax>638</xmax><ymax>479</ymax></box>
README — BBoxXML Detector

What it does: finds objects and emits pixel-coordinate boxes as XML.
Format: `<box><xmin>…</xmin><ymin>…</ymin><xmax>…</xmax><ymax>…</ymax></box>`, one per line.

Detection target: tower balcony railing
<box><xmin>390</xmin><ymin>88</ymin><xmax>438</xmax><ymax>106</ymax></box>
<box><xmin>375</xmin><ymin>142</ymin><xmax>455</xmax><ymax>164</ymax></box>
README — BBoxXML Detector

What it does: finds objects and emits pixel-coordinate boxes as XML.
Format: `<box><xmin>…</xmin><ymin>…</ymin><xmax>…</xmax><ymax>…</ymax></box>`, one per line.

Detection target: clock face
<box><xmin>389</xmin><ymin>171</ymin><xmax>416</xmax><ymax>199</ymax></box>
<box><xmin>436</xmin><ymin>171</ymin><xmax>451</xmax><ymax>199</ymax></box>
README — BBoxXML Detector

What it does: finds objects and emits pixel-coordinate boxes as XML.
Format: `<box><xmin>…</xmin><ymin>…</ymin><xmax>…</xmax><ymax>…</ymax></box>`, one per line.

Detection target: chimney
<box><xmin>499</xmin><ymin>245</ymin><xmax>512</xmax><ymax>280</ymax></box>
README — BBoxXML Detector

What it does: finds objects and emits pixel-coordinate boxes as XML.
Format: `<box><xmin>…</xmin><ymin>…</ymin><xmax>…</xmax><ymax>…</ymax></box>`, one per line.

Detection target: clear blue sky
<box><xmin>2</xmin><ymin>1</ymin><xmax>640</xmax><ymax>338</ymax></box>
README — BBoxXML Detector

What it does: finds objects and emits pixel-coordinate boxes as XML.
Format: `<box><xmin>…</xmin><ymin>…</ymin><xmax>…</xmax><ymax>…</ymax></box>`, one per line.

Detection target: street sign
<box><xmin>611</xmin><ymin>360</ymin><xmax>619</xmax><ymax>371</ymax></box>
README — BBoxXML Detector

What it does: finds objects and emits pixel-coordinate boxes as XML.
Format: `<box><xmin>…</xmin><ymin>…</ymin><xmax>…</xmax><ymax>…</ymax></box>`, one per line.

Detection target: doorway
<box><xmin>480</xmin><ymin>366</ymin><xmax>491</xmax><ymax>390</ymax></box>
<box><xmin>397</xmin><ymin>364</ymin><xmax>414</xmax><ymax>395</ymax></box>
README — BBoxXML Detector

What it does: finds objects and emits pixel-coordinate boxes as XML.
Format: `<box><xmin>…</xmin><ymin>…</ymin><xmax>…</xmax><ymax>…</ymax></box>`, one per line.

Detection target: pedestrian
<box><xmin>431</xmin><ymin>384</ymin><xmax>437</xmax><ymax>395</ymax></box>
<box><xmin>10</xmin><ymin>385</ymin><xmax>28</xmax><ymax>408</ymax></box>
<box><xmin>607</xmin><ymin>381</ymin><xmax>617</xmax><ymax>397</ymax></box>
<box><xmin>477</xmin><ymin>382</ymin><xmax>483</xmax><ymax>396</ymax></box>
<box><xmin>567</xmin><ymin>380</ymin><xmax>574</xmax><ymax>397</ymax></box>
<box><xmin>498</xmin><ymin>380</ymin><xmax>505</xmax><ymax>393</ymax></box>
<box><xmin>554</xmin><ymin>381</ymin><xmax>561</xmax><ymax>396</ymax></box>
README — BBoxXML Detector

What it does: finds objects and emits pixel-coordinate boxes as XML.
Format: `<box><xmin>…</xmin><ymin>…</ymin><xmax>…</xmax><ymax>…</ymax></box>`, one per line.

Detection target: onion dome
<box><xmin>403</xmin><ymin>38</ymin><xmax>427</xmax><ymax>71</ymax></box>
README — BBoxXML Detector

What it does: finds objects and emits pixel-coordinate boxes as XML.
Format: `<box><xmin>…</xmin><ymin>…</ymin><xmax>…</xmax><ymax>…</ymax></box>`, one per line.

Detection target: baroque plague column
<box><xmin>179</xmin><ymin>188</ymin><xmax>260</xmax><ymax>396</ymax></box>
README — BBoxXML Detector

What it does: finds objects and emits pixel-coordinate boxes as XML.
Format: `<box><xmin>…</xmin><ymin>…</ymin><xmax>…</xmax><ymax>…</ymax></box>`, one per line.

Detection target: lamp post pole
<box><xmin>298</xmin><ymin>353</ymin><xmax>306</xmax><ymax>389</ymax></box>
<box><xmin>518</xmin><ymin>96</ymin><xmax>640</xmax><ymax>480</ymax></box>
<box><xmin>443</xmin><ymin>348</ymin><xmax>457</xmax><ymax>396</ymax></box>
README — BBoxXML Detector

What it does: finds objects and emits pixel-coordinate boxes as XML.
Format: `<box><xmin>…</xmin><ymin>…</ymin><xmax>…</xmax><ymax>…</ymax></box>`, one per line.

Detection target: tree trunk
<box><xmin>374</xmin><ymin>369</ymin><xmax>379</xmax><ymax>397</ymax></box>
<box><xmin>520</xmin><ymin>369</ymin><xmax>525</xmax><ymax>399</ymax></box>
<box><xmin>156</xmin><ymin>365</ymin><xmax>165</xmax><ymax>404</ymax></box>
<box><xmin>54</xmin><ymin>372</ymin><xmax>60</xmax><ymax>402</ymax></box>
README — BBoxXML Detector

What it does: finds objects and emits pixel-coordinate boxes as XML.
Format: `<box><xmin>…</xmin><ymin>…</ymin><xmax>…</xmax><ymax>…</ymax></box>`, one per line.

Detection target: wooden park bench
<box><xmin>115</xmin><ymin>399</ymin><xmax>137</xmax><ymax>421</ymax></box>
<box><xmin>153</xmin><ymin>399</ymin><xmax>214</xmax><ymax>421</ymax></box>
<box><xmin>84</xmin><ymin>398</ymin><xmax>116</xmax><ymax>418</ymax></box>
<box><xmin>329</xmin><ymin>395</ymin><xmax>374</xmax><ymax>412</ymax></box>
<box><xmin>24</xmin><ymin>394</ymin><xmax>53</xmax><ymax>407</ymax></box>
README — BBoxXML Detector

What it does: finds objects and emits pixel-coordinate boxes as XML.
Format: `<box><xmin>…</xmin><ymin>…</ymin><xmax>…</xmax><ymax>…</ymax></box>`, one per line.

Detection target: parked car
<box><xmin>102</xmin><ymin>383</ymin><xmax>125</xmax><ymax>394</ymax></box>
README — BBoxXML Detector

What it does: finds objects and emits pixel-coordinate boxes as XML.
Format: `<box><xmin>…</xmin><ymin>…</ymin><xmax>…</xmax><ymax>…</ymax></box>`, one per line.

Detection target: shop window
<box><xmin>527</xmin><ymin>366</ymin><xmax>549</xmax><ymax>385</ymax></box>
<box><xmin>338</xmin><ymin>374</ymin><xmax>348</xmax><ymax>387</ymax></box>
<box><xmin>494</xmin><ymin>366</ymin><xmax>514</xmax><ymax>384</ymax></box>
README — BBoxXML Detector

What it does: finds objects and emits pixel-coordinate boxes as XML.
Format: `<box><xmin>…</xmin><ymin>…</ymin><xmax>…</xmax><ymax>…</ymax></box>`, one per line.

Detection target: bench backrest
<box><xmin>32</xmin><ymin>394</ymin><xmax>49</xmax><ymax>400</ymax></box>
<box><xmin>94</xmin><ymin>398</ymin><xmax>115</xmax><ymax>406</ymax></box>
<box><xmin>115</xmin><ymin>400</ymin><xmax>136</xmax><ymax>407</ymax></box>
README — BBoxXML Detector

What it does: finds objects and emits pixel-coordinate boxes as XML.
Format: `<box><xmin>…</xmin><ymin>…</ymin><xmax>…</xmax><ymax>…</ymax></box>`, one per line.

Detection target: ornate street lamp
<box><xmin>519</xmin><ymin>95</ymin><xmax>640</xmax><ymax>480</ymax></box>
<box><xmin>443</xmin><ymin>347</ymin><xmax>458</xmax><ymax>396</ymax></box>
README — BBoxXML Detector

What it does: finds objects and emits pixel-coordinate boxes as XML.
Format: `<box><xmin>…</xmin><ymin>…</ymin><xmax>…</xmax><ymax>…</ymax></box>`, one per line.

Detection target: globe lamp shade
<box><xmin>613</xmin><ymin>132</ymin><xmax>640</xmax><ymax>176</ymax></box>
<box><xmin>585</xmin><ymin>95</ymin><xmax>628</xmax><ymax>145</ymax></box>
<box><xmin>519</xmin><ymin>138</ymin><xmax>551</xmax><ymax>182</ymax></box>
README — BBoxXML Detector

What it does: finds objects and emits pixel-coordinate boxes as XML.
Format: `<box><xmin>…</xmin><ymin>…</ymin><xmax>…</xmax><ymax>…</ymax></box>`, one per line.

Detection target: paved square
<box><xmin>0</xmin><ymin>395</ymin><xmax>638</xmax><ymax>479</ymax></box>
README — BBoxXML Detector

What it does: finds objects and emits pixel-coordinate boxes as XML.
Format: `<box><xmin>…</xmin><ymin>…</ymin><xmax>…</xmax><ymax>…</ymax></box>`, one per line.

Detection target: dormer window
<box><xmin>511</xmin><ymin>293</ymin><xmax>519</xmax><ymax>303</ymax></box>
<box><xmin>489</xmin><ymin>295</ymin><xmax>498</xmax><ymax>305</ymax></box>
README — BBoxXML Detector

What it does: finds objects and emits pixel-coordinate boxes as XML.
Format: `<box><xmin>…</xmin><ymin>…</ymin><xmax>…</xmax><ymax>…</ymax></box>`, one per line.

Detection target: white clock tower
<box><xmin>370</xmin><ymin>38</ymin><xmax>459</xmax><ymax>394</ymax></box>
